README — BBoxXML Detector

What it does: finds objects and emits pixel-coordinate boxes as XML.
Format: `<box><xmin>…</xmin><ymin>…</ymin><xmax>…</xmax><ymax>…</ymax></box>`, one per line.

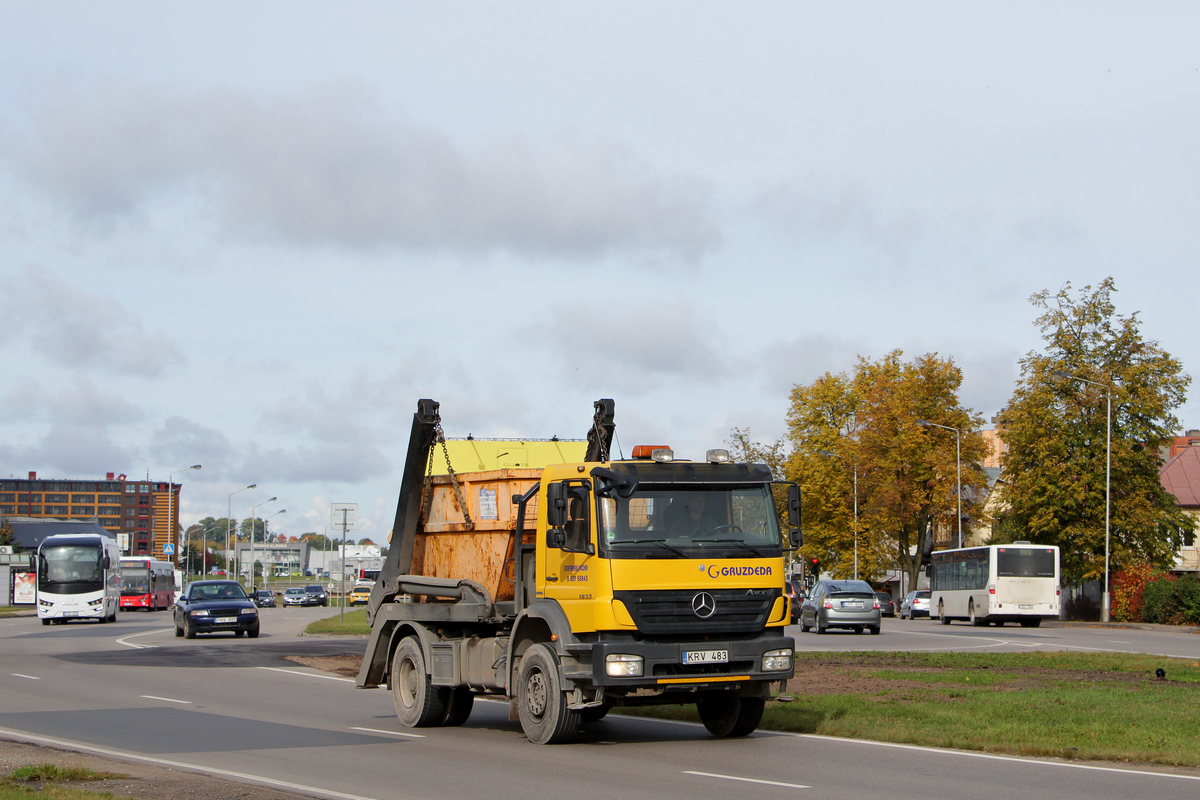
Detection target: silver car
<box><xmin>900</xmin><ymin>589</ymin><xmax>931</xmax><ymax>619</ymax></box>
<box><xmin>799</xmin><ymin>579</ymin><xmax>881</xmax><ymax>635</ymax></box>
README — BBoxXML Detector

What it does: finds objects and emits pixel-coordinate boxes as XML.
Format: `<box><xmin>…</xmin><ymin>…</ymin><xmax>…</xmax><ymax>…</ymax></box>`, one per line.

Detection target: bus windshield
<box><xmin>597</xmin><ymin>484</ymin><xmax>782</xmax><ymax>558</ymax></box>
<box><xmin>38</xmin><ymin>544</ymin><xmax>104</xmax><ymax>592</ymax></box>
<box><xmin>120</xmin><ymin>569</ymin><xmax>151</xmax><ymax>596</ymax></box>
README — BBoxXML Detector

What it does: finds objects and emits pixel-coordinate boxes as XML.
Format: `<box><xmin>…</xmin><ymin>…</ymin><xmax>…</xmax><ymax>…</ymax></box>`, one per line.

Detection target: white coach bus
<box><xmin>35</xmin><ymin>533</ymin><xmax>121</xmax><ymax>624</ymax></box>
<box><xmin>929</xmin><ymin>543</ymin><xmax>1060</xmax><ymax>627</ymax></box>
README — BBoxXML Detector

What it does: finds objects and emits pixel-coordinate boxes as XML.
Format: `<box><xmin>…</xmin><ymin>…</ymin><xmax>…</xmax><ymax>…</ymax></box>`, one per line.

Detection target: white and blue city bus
<box><xmin>929</xmin><ymin>543</ymin><xmax>1060</xmax><ymax>627</ymax></box>
<box><xmin>35</xmin><ymin>532</ymin><xmax>121</xmax><ymax>624</ymax></box>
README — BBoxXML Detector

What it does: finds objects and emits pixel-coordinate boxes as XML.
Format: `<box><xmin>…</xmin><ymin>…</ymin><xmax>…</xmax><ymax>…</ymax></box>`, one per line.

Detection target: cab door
<box><xmin>541</xmin><ymin>479</ymin><xmax>597</xmax><ymax>631</ymax></box>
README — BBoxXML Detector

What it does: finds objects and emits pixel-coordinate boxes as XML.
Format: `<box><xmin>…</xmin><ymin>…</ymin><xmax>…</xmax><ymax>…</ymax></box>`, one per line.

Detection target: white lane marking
<box><xmin>0</xmin><ymin>726</ymin><xmax>379</xmax><ymax>800</ymax></box>
<box><xmin>784</xmin><ymin>732</ymin><xmax>1200</xmax><ymax>782</ymax></box>
<box><xmin>350</xmin><ymin>726</ymin><xmax>425</xmax><ymax>739</ymax></box>
<box><xmin>684</xmin><ymin>771</ymin><xmax>810</xmax><ymax>789</ymax></box>
<box><xmin>11</xmin><ymin>674</ymin><xmax>40</xmax><ymax>680</ymax></box>
<box><xmin>116</xmin><ymin>628</ymin><xmax>172</xmax><ymax>649</ymax></box>
<box><xmin>1108</xmin><ymin>640</ymin><xmax>1131</xmax><ymax>644</ymax></box>
<box><xmin>140</xmin><ymin>695</ymin><xmax>192</xmax><ymax>704</ymax></box>
<box><xmin>257</xmin><ymin>666</ymin><xmax>355</xmax><ymax>683</ymax></box>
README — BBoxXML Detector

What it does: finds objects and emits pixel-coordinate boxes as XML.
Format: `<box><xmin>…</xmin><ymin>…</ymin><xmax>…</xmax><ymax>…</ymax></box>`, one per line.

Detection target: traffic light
<box><xmin>809</xmin><ymin>556</ymin><xmax>820</xmax><ymax>576</ymax></box>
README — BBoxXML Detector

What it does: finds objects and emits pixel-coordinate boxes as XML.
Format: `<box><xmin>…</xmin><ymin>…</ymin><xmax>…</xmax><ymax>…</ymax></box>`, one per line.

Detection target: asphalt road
<box><xmin>2</xmin><ymin>609</ymin><xmax>1199</xmax><ymax>800</ymax></box>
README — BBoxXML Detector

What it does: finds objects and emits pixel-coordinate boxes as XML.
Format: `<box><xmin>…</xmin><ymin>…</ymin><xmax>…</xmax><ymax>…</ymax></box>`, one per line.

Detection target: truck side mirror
<box><xmin>787</xmin><ymin>483</ymin><xmax>802</xmax><ymax>549</ymax></box>
<box><xmin>547</xmin><ymin>482</ymin><xmax>567</xmax><ymax>528</ymax></box>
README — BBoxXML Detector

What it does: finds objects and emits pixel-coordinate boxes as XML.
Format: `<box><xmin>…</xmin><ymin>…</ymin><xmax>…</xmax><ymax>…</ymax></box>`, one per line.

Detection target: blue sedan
<box><xmin>174</xmin><ymin>580</ymin><xmax>260</xmax><ymax>638</ymax></box>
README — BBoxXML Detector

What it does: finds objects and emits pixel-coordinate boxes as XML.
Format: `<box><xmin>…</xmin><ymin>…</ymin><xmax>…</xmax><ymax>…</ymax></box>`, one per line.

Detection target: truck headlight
<box><xmin>605</xmin><ymin>654</ymin><xmax>644</xmax><ymax>677</ymax></box>
<box><xmin>762</xmin><ymin>648</ymin><xmax>793</xmax><ymax>672</ymax></box>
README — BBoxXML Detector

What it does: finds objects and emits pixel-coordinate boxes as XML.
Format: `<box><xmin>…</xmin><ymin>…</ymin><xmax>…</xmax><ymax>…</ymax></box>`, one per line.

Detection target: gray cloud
<box><xmin>0</xmin><ymin>265</ymin><xmax>186</xmax><ymax>376</ymax></box>
<box><xmin>241</xmin><ymin>441</ymin><xmax>391</xmax><ymax>485</ymax></box>
<box><xmin>150</xmin><ymin>416</ymin><xmax>236</xmax><ymax>474</ymax></box>
<box><xmin>1</xmin><ymin>376</ymin><xmax>144</xmax><ymax>426</ymax></box>
<box><xmin>4</xmin><ymin>79</ymin><xmax>719</xmax><ymax>260</ymax></box>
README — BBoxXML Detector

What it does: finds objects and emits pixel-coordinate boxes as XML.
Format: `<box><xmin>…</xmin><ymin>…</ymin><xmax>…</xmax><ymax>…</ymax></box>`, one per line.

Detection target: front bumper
<box><xmin>581</xmin><ymin>633</ymin><xmax>795</xmax><ymax>689</ymax></box>
<box><xmin>188</xmin><ymin>610</ymin><xmax>259</xmax><ymax>632</ymax></box>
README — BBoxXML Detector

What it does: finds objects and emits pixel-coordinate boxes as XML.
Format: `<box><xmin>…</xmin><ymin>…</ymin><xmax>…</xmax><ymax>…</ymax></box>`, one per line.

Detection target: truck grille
<box><xmin>613</xmin><ymin>588</ymin><xmax>779</xmax><ymax>635</ymax></box>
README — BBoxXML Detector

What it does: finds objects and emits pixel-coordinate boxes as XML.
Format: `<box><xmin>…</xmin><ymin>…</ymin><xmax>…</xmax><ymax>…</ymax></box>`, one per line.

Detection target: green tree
<box><xmin>0</xmin><ymin>520</ymin><xmax>14</xmax><ymax>547</ymax></box>
<box><xmin>300</xmin><ymin>532</ymin><xmax>337</xmax><ymax>551</ymax></box>
<box><xmin>997</xmin><ymin>278</ymin><xmax>1193</xmax><ymax>583</ymax></box>
<box><xmin>786</xmin><ymin>350</ymin><xmax>987</xmax><ymax>589</ymax></box>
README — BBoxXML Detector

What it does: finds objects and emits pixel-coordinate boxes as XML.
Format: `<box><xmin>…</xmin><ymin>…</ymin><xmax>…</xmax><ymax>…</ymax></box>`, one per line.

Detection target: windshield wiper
<box><xmin>691</xmin><ymin>538</ymin><xmax>768</xmax><ymax>557</ymax></box>
<box><xmin>620</xmin><ymin>538</ymin><xmax>689</xmax><ymax>558</ymax></box>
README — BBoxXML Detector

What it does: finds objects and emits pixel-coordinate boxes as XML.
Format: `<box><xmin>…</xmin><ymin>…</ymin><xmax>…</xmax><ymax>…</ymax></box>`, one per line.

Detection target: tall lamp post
<box><xmin>260</xmin><ymin>509</ymin><xmax>287</xmax><ymax>588</ymax></box>
<box><xmin>1052</xmin><ymin>370</ymin><xmax>1113</xmax><ymax>623</ymax></box>
<box><xmin>168</xmin><ymin>465</ymin><xmax>201</xmax><ymax>572</ymax></box>
<box><xmin>916</xmin><ymin>420</ymin><xmax>963</xmax><ymax>549</ymax></box>
<box><xmin>248</xmin><ymin>497</ymin><xmax>278</xmax><ymax>587</ymax></box>
<box><xmin>228</xmin><ymin>484</ymin><xmax>257</xmax><ymax>579</ymax></box>
<box><xmin>819</xmin><ymin>450</ymin><xmax>859</xmax><ymax>579</ymax></box>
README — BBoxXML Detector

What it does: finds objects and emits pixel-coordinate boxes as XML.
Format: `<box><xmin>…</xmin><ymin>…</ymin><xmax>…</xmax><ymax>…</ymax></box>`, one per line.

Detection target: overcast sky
<box><xmin>2</xmin><ymin>3</ymin><xmax>1197</xmax><ymax>543</ymax></box>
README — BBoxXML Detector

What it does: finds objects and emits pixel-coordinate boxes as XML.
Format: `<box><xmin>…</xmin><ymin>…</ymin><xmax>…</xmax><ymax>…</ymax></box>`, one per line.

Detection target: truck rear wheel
<box><xmin>441</xmin><ymin>687</ymin><xmax>474</xmax><ymax>726</ymax></box>
<box><xmin>517</xmin><ymin>643</ymin><xmax>580</xmax><ymax>744</ymax></box>
<box><xmin>697</xmin><ymin>691</ymin><xmax>764</xmax><ymax>737</ymax></box>
<box><xmin>392</xmin><ymin>637</ymin><xmax>446</xmax><ymax>727</ymax></box>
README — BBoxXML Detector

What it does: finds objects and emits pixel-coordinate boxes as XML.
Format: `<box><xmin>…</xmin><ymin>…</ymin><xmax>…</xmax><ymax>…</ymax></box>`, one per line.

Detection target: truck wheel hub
<box><xmin>526</xmin><ymin>672</ymin><xmax>547</xmax><ymax>718</ymax></box>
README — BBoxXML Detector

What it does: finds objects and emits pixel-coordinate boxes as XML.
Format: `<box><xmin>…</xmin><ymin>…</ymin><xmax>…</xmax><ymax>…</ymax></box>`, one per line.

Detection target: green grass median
<box><xmin>305</xmin><ymin>608</ymin><xmax>370</xmax><ymax>636</ymax></box>
<box><xmin>623</xmin><ymin>651</ymin><xmax>1200</xmax><ymax>767</ymax></box>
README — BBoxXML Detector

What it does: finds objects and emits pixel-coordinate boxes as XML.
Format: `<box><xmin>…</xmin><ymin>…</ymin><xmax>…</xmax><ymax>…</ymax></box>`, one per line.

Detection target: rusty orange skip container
<box><xmin>409</xmin><ymin>469</ymin><xmax>541</xmax><ymax>602</ymax></box>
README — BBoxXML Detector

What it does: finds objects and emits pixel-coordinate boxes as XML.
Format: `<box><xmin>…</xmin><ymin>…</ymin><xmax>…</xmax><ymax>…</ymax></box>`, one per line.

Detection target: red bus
<box><xmin>119</xmin><ymin>557</ymin><xmax>176</xmax><ymax>610</ymax></box>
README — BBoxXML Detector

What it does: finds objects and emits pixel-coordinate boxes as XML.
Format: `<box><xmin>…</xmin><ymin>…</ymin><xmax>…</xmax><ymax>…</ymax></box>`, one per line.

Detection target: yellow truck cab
<box><xmin>357</xmin><ymin>399</ymin><xmax>799</xmax><ymax>744</ymax></box>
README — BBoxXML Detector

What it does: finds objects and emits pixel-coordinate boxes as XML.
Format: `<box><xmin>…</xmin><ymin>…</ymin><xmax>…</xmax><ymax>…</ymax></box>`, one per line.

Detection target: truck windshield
<box><xmin>597</xmin><ymin>484</ymin><xmax>782</xmax><ymax>559</ymax></box>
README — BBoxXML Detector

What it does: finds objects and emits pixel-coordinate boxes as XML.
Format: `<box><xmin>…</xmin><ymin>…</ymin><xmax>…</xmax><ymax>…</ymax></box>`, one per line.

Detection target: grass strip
<box><xmin>1</xmin><ymin>765</ymin><xmax>132</xmax><ymax>800</ymax></box>
<box><xmin>623</xmin><ymin>651</ymin><xmax>1200</xmax><ymax>767</ymax></box>
<box><xmin>305</xmin><ymin>609</ymin><xmax>370</xmax><ymax>636</ymax></box>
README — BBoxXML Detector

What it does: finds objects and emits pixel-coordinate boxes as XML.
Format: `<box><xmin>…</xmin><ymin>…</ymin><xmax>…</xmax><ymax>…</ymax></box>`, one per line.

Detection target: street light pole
<box><xmin>1052</xmin><ymin>370</ymin><xmax>1113</xmax><ymax>622</ymax></box>
<box><xmin>167</xmin><ymin>465</ymin><xmax>201</xmax><ymax>572</ymax></box>
<box><xmin>916</xmin><ymin>421</ymin><xmax>963</xmax><ymax>549</ymax></box>
<box><xmin>228</xmin><ymin>485</ymin><xmax>256</xmax><ymax>579</ymax></box>
<box><xmin>819</xmin><ymin>450</ymin><xmax>859</xmax><ymax>579</ymax></box>
<box><xmin>261</xmin><ymin>509</ymin><xmax>286</xmax><ymax>588</ymax></box>
<box><xmin>248</xmin><ymin>497</ymin><xmax>278</xmax><ymax>588</ymax></box>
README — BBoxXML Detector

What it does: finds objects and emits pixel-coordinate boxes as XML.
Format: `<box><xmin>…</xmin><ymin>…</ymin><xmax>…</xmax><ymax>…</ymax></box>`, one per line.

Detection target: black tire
<box><xmin>517</xmin><ymin>643</ymin><xmax>580</xmax><ymax>744</ymax></box>
<box><xmin>869</xmin><ymin>625</ymin><xmax>881</xmax><ymax>635</ymax></box>
<box><xmin>97</xmin><ymin>613</ymin><xmax>108</xmax><ymax>624</ymax></box>
<box><xmin>697</xmin><ymin>691</ymin><xmax>765</xmax><ymax>737</ymax></box>
<box><xmin>815</xmin><ymin>621</ymin><xmax>826</xmax><ymax>634</ymax></box>
<box><xmin>247</xmin><ymin>623</ymin><xmax>260</xmax><ymax>638</ymax></box>
<box><xmin>41</xmin><ymin>619</ymin><xmax>50</xmax><ymax>626</ymax></box>
<box><xmin>800</xmin><ymin>622</ymin><xmax>810</xmax><ymax>633</ymax></box>
<box><xmin>441</xmin><ymin>687</ymin><xmax>474</xmax><ymax>727</ymax></box>
<box><xmin>183</xmin><ymin>617</ymin><xmax>197</xmax><ymax>639</ymax></box>
<box><xmin>234</xmin><ymin>630</ymin><xmax>245</xmax><ymax>637</ymax></box>
<box><xmin>853</xmin><ymin>626</ymin><xmax>863</xmax><ymax>634</ymax></box>
<box><xmin>1019</xmin><ymin>618</ymin><xmax>1041</xmax><ymax>628</ymax></box>
<box><xmin>580</xmin><ymin>704</ymin><xmax>610</xmax><ymax>724</ymax></box>
<box><xmin>392</xmin><ymin>637</ymin><xmax>445</xmax><ymax>727</ymax></box>
<box><xmin>969</xmin><ymin>600</ymin><xmax>986</xmax><ymax>627</ymax></box>
<box><xmin>939</xmin><ymin>601</ymin><xmax>951</xmax><ymax>625</ymax></box>
<box><xmin>174</xmin><ymin>618</ymin><xmax>183</xmax><ymax>637</ymax></box>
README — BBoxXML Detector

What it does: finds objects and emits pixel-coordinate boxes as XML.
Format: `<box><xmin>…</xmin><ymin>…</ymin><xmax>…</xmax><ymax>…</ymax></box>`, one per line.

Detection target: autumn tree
<box><xmin>997</xmin><ymin>279</ymin><xmax>1192</xmax><ymax>584</ymax></box>
<box><xmin>786</xmin><ymin>351</ymin><xmax>987</xmax><ymax>589</ymax></box>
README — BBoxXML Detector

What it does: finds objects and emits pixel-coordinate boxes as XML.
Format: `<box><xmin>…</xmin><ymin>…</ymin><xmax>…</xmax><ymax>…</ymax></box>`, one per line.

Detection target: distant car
<box><xmin>174</xmin><ymin>580</ymin><xmax>259</xmax><ymax>638</ymax></box>
<box><xmin>900</xmin><ymin>590</ymin><xmax>931</xmax><ymax>619</ymax></box>
<box><xmin>799</xmin><ymin>579</ymin><xmax>881</xmax><ymax>635</ymax></box>
<box><xmin>304</xmin><ymin>584</ymin><xmax>328</xmax><ymax>607</ymax></box>
<box><xmin>876</xmin><ymin>591</ymin><xmax>896</xmax><ymax>617</ymax></box>
<box><xmin>349</xmin><ymin>585</ymin><xmax>372</xmax><ymax>606</ymax></box>
<box><xmin>254</xmin><ymin>589</ymin><xmax>276</xmax><ymax>608</ymax></box>
<box><xmin>282</xmin><ymin>587</ymin><xmax>310</xmax><ymax>606</ymax></box>
<box><xmin>787</xmin><ymin>579</ymin><xmax>805</xmax><ymax>624</ymax></box>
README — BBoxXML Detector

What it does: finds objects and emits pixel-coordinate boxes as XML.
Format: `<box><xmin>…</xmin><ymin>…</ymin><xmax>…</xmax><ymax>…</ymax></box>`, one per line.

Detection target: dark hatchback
<box><xmin>304</xmin><ymin>584</ymin><xmax>328</xmax><ymax>607</ymax></box>
<box><xmin>174</xmin><ymin>580</ymin><xmax>260</xmax><ymax>638</ymax></box>
<box><xmin>876</xmin><ymin>591</ymin><xmax>896</xmax><ymax>617</ymax></box>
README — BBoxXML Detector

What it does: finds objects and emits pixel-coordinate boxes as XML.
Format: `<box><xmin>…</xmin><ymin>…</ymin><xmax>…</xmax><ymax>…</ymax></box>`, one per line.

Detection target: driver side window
<box><xmin>563</xmin><ymin>484</ymin><xmax>591</xmax><ymax>552</ymax></box>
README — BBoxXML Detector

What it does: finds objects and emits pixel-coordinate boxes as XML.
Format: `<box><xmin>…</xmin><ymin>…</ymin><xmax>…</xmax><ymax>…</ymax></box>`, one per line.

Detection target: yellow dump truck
<box><xmin>356</xmin><ymin>399</ymin><xmax>800</xmax><ymax>743</ymax></box>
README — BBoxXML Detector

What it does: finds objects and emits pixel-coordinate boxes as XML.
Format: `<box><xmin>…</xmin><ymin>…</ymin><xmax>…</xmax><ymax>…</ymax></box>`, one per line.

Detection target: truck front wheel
<box><xmin>392</xmin><ymin>637</ymin><xmax>446</xmax><ymax>727</ymax></box>
<box><xmin>697</xmin><ymin>691</ymin><xmax>765</xmax><ymax>737</ymax></box>
<box><xmin>517</xmin><ymin>643</ymin><xmax>580</xmax><ymax>744</ymax></box>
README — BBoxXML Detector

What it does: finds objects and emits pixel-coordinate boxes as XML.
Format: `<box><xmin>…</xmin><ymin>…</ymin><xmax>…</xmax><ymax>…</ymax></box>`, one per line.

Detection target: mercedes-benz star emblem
<box><xmin>691</xmin><ymin>591</ymin><xmax>716</xmax><ymax>619</ymax></box>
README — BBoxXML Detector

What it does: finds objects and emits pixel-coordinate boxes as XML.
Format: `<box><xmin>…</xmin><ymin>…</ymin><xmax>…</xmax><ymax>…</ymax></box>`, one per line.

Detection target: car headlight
<box><xmin>189</xmin><ymin>609</ymin><xmax>210</xmax><ymax>617</ymax></box>
<box><xmin>762</xmin><ymin>648</ymin><xmax>793</xmax><ymax>672</ymax></box>
<box><xmin>605</xmin><ymin>654</ymin><xmax>644</xmax><ymax>677</ymax></box>
<box><xmin>243</xmin><ymin>607</ymin><xmax>258</xmax><ymax>616</ymax></box>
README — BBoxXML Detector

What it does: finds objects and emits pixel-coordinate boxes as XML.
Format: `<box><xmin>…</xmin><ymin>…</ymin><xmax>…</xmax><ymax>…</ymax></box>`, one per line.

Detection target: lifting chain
<box><xmin>419</xmin><ymin>422</ymin><xmax>474</xmax><ymax>530</ymax></box>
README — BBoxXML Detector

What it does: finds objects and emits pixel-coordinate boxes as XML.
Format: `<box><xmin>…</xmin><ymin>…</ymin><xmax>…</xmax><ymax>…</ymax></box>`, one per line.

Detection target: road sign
<box><xmin>163</xmin><ymin>543</ymin><xmax>175</xmax><ymax>555</ymax></box>
<box><xmin>331</xmin><ymin>503</ymin><xmax>358</xmax><ymax>530</ymax></box>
